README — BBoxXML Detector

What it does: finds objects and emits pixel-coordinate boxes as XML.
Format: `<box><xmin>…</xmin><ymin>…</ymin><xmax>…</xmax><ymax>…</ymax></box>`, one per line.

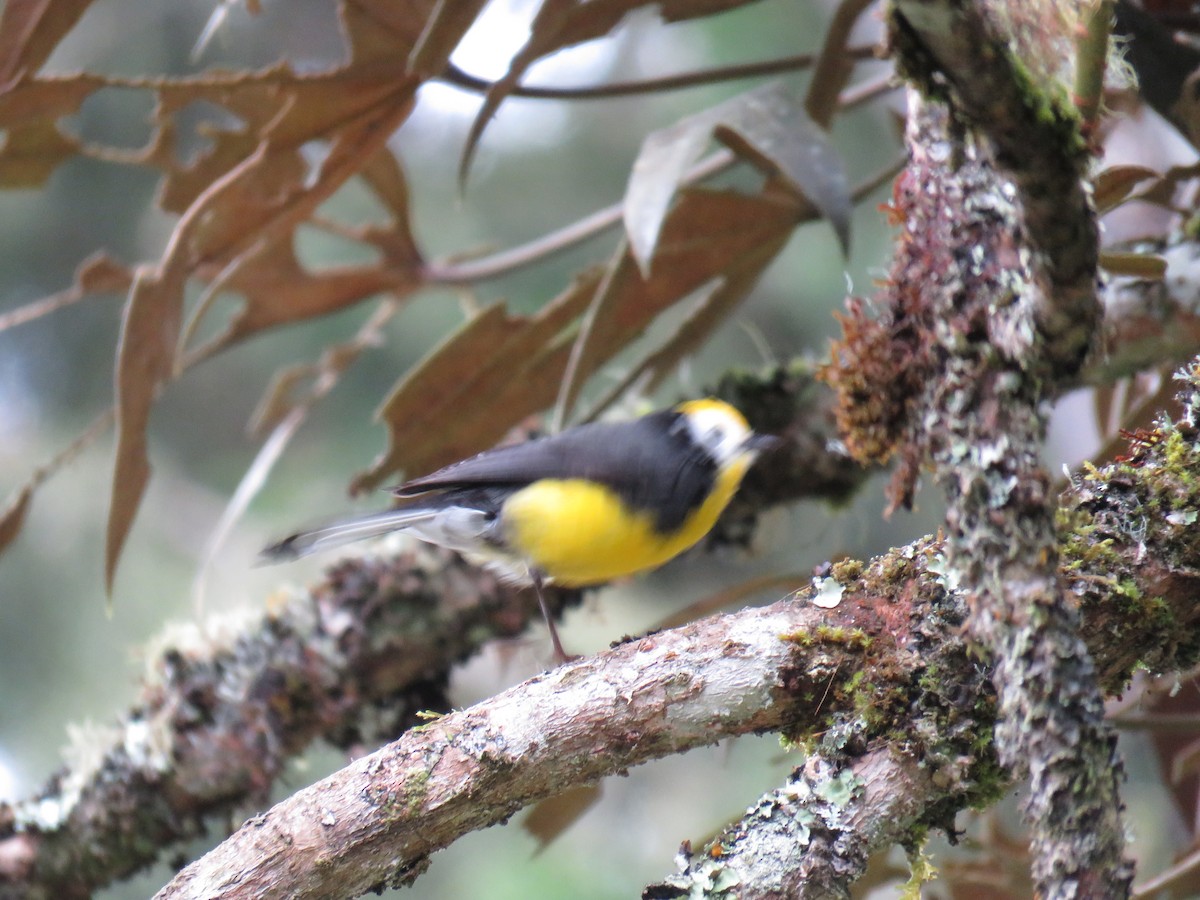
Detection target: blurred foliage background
<box><xmin>2</xmin><ymin>0</ymin><xmax>1186</xmax><ymax>896</ymax></box>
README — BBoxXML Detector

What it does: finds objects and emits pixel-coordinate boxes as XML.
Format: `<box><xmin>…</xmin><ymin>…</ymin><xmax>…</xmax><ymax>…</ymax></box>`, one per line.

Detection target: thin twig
<box><xmin>1075</xmin><ymin>0</ymin><xmax>1115</xmax><ymax>132</ymax></box>
<box><xmin>806</xmin><ymin>0</ymin><xmax>880</xmax><ymax>127</ymax></box>
<box><xmin>439</xmin><ymin>46</ymin><xmax>878</xmax><ymax>101</ymax></box>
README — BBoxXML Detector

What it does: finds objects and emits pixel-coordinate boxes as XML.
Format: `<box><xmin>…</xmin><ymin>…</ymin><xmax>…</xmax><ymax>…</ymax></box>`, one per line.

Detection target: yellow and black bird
<box><xmin>262</xmin><ymin>398</ymin><xmax>775</xmax><ymax>658</ymax></box>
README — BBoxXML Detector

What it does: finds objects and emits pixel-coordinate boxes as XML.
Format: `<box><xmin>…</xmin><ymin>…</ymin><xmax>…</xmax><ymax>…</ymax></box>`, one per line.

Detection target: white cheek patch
<box><xmin>685</xmin><ymin>408</ymin><xmax>750</xmax><ymax>464</ymax></box>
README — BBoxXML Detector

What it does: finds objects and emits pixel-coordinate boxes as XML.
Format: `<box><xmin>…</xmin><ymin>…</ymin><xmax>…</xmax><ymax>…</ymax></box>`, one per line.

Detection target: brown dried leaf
<box><xmin>0</xmin><ymin>71</ymin><xmax>98</xmax><ymax>124</ymax></box>
<box><xmin>187</xmin><ymin>238</ymin><xmax>415</xmax><ymax>361</ymax></box>
<box><xmin>352</xmin><ymin>285</ymin><xmax>594</xmax><ymax>492</ymax></box>
<box><xmin>169</xmin><ymin>76</ymin><xmax>417</xmax><ymax>272</ymax></box>
<box><xmin>105</xmin><ymin>65</ymin><xmax>418</xmax><ymax>584</ymax></box>
<box><xmin>354</xmin><ymin>186</ymin><xmax>797</xmax><ymax>490</ymax></box>
<box><xmin>626</xmin><ymin>82</ymin><xmax>849</xmax><ymax>274</ymax></box>
<box><xmin>406</xmin><ymin>0</ymin><xmax>488</xmax><ymax>75</ymax></box>
<box><xmin>0</xmin><ymin>0</ymin><xmax>95</xmax><ymax>84</ymax></box>
<box><xmin>170</xmin><ymin>76</ymin><xmax>418</xmax><ymax>348</ymax></box>
<box><xmin>339</xmin><ymin>0</ymin><xmax>437</xmax><ymax>65</ymax></box>
<box><xmin>523</xmin><ymin>785</ymin><xmax>603</xmax><ymax>852</ymax></box>
<box><xmin>569</xmin><ymin>187</ymin><xmax>797</xmax><ymax>390</ymax></box>
<box><xmin>357</xmin><ymin>147</ymin><xmax>423</xmax><ymax>266</ymax></box>
<box><xmin>1099</xmin><ymin>250</ymin><xmax>1168</xmax><ymax>280</ymax></box>
<box><xmin>1093</xmin><ymin>164</ymin><xmax>1159</xmax><ymax>213</ymax></box>
<box><xmin>0</xmin><ymin>116</ymin><xmax>78</xmax><ymax>186</ymax></box>
<box><xmin>584</xmin><ymin>219</ymin><xmax>789</xmax><ymax>419</ymax></box>
<box><xmin>148</xmin><ymin>64</ymin><xmax>414</xmax><ymax>218</ymax></box>
<box><xmin>458</xmin><ymin>0</ymin><xmax>761</xmax><ymax>185</ymax></box>
<box><xmin>106</xmin><ymin>269</ymin><xmax>184</xmax><ymax>593</ymax></box>
<box><xmin>0</xmin><ymin>73</ymin><xmax>102</xmax><ymax>185</ymax></box>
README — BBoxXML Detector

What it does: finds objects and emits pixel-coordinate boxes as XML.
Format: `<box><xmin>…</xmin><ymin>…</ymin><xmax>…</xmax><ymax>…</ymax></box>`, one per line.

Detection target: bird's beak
<box><xmin>745</xmin><ymin>433</ymin><xmax>781</xmax><ymax>455</ymax></box>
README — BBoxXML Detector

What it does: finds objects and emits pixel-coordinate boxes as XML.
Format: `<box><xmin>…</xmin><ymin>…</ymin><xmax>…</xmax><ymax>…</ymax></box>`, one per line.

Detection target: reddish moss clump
<box><xmin>818</xmin><ymin>172</ymin><xmax>945</xmax><ymax>509</ymax></box>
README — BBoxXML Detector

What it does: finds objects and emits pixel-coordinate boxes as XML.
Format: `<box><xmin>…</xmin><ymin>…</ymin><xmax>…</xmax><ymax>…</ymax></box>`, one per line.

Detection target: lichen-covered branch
<box><xmin>7</xmin><ymin>352</ymin><xmax>1200</xmax><ymax>898</ymax></box>
<box><xmin>7</xmin><ymin>303</ymin><xmax>1200</xmax><ymax>897</ymax></box>
<box><xmin>906</xmin><ymin>99</ymin><xmax>1129</xmax><ymax>896</ymax></box>
<box><xmin>153</xmin><ymin>570</ymin><xmax>955</xmax><ymax>899</ymax></box>
<box><xmin>646</xmin><ymin>745</ymin><xmax>946</xmax><ymax>900</ymax></box>
<box><xmin>0</xmin><ymin>550</ymin><xmax>565</xmax><ymax>900</ymax></box>
<box><xmin>157</xmin><ymin>362</ymin><xmax>1200</xmax><ymax>898</ymax></box>
<box><xmin>888</xmin><ymin>0</ymin><xmax>1099</xmax><ymax>378</ymax></box>
<box><xmin>0</xmin><ymin>369</ymin><xmax>862</xmax><ymax>900</ymax></box>
<box><xmin>842</xmin><ymin>2</ymin><xmax>1133</xmax><ymax>893</ymax></box>
<box><xmin>653</xmin><ymin>359</ymin><xmax>1200</xmax><ymax>899</ymax></box>
<box><xmin>645</xmin><ymin>554</ymin><xmax>997</xmax><ymax>900</ymax></box>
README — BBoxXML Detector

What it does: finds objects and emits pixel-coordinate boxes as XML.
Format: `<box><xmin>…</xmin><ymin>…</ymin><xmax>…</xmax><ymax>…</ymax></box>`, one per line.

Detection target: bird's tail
<box><xmin>259</xmin><ymin>506</ymin><xmax>439</xmax><ymax>562</ymax></box>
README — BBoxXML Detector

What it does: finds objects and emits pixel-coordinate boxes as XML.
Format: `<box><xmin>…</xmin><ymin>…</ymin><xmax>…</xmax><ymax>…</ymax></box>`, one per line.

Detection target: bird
<box><xmin>261</xmin><ymin>398</ymin><xmax>776</xmax><ymax>660</ymax></box>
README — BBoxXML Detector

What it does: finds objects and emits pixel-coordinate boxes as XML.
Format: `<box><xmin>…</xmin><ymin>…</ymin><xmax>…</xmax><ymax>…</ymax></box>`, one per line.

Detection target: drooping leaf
<box><xmin>1099</xmin><ymin>250</ymin><xmax>1168</xmax><ymax>280</ymax></box>
<box><xmin>625</xmin><ymin>81</ymin><xmax>849</xmax><ymax>274</ymax></box>
<box><xmin>352</xmin><ymin>286</ymin><xmax>595</xmax><ymax>492</ymax></box>
<box><xmin>182</xmin><ymin>238</ymin><xmax>416</xmax><ymax>363</ymax></box>
<box><xmin>1093</xmin><ymin>164</ymin><xmax>1159</xmax><ymax>213</ymax></box>
<box><xmin>339</xmin><ymin>0</ymin><xmax>439</xmax><ymax>66</ymax></box>
<box><xmin>407</xmin><ymin>0</ymin><xmax>489</xmax><ymax>76</ymax></box>
<box><xmin>103</xmin><ymin>62</ymin><xmax>418</xmax><ymax>586</ymax></box>
<box><xmin>0</xmin><ymin>0</ymin><xmax>95</xmax><ymax>84</ymax></box>
<box><xmin>106</xmin><ymin>269</ymin><xmax>184</xmax><ymax>593</ymax></box>
<box><xmin>582</xmin><ymin>210</ymin><xmax>790</xmax><ymax>420</ymax></box>
<box><xmin>570</xmin><ymin>186</ymin><xmax>797</xmax><ymax>386</ymax></box>
<box><xmin>166</xmin><ymin>75</ymin><xmax>418</xmax><ymax>272</ymax></box>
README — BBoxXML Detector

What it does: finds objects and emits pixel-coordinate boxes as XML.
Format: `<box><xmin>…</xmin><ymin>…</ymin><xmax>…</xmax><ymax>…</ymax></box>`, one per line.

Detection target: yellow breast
<box><xmin>500</xmin><ymin>457</ymin><xmax>752</xmax><ymax>586</ymax></box>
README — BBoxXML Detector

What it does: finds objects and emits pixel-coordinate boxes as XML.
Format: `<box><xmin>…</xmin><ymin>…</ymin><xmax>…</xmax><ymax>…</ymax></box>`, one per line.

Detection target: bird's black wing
<box><xmin>394</xmin><ymin>410</ymin><xmax>715</xmax><ymax>532</ymax></box>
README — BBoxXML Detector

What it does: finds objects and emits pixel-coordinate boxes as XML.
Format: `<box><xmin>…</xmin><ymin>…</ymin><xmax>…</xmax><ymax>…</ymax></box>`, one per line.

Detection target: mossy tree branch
<box><xmin>156</xmin><ymin>361</ymin><xmax>1200</xmax><ymax>899</ymax></box>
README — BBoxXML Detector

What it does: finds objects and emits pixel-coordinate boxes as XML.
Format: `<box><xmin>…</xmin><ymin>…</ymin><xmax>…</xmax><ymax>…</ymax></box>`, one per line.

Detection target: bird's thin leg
<box><xmin>531</xmin><ymin>571</ymin><xmax>570</xmax><ymax>664</ymax></box>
